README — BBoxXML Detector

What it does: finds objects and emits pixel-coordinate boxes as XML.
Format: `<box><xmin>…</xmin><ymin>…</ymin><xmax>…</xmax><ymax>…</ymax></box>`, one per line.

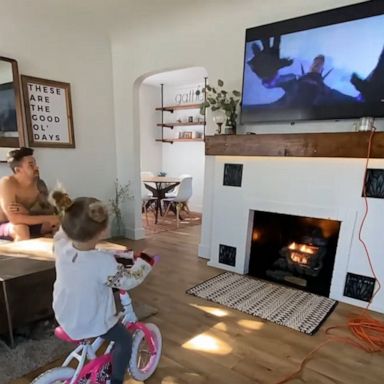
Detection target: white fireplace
<box><xmin>199</xmin><ymin>155</ymin><xmax>384</xmax><ymax>313</ymax></box>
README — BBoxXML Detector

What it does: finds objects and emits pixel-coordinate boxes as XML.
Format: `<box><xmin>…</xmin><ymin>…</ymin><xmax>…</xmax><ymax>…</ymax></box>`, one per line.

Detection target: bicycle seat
<box><xmin>54</xmin><ymin>326</ymin><xmax>81</xmax><ymax>343</ymax></box>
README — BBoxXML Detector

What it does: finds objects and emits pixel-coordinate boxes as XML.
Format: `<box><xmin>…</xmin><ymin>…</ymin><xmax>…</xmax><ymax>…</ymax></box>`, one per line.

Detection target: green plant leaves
<box><xmin>196</xmin><ymin>80</ymin><xmax>241</xmax><ymax>128</ymax></box>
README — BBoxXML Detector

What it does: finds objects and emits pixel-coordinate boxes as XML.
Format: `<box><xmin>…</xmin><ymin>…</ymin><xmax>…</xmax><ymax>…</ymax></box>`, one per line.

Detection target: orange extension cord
<box><xmin>274</xmin><ymin>127</ymin><xmax>384</xmax><ymax>384</ymax></box>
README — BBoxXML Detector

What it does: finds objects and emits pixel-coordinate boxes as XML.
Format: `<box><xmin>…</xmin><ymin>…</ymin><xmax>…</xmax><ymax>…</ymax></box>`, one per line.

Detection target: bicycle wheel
<box><xmin>129</xmin><ymin>323</ymin><xmax>162</xmax><ymax>381</ymax></box>
<box><xmin>31</xmin><ymin>367</ymin><xmax>76</xmax><ymax>384</ymax></box>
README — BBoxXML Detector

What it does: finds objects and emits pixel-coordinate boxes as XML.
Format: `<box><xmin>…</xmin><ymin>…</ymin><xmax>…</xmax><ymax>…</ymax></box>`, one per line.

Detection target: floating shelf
<box><xmin>205</xmin><ymin>132</ymin><xmax>384</xmax><ymax>158</ymax></box>
<box><xmin>156</xmin><ymin>122</ymin><xmax>206</xmax><ymax>128</ymax></box>
<box><xmin>156</xmin><ymin>138</ymin><xmax>205</xmax><ymax>144</ymax></box>
<box><xmin>155</xmin><ymin>103</ymin><xmax>202</xmax><ymax>112</ymax></box>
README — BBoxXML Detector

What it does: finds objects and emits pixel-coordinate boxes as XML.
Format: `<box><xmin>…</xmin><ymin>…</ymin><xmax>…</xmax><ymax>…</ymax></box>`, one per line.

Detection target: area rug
<box><xmin>143</xmin><ymin>210</ymin><xmax>201</xmax><ymax>235</ymax></box>
<box><xmin>186</xmin><ymin>272</ymin><xmax>337</xmax><ymax>335</ymax></box>
<box><xmin>1</xmin><ymin>301</ymin><xmax>158</xmax><ymax>384</ymax></box>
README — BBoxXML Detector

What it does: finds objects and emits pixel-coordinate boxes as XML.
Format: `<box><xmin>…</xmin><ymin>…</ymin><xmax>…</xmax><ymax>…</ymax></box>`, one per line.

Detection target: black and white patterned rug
<box><xmin>186</xmin><ymin>272</ymin><xmax>337</xmax><ymax>335</ymax></box>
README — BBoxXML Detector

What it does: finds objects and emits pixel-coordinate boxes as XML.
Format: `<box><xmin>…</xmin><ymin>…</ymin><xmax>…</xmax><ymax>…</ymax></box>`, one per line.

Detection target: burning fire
<box><xmin>288</xmin><ymin>242</ymin><xmax>319</xmax><ymax>265</ymax></box>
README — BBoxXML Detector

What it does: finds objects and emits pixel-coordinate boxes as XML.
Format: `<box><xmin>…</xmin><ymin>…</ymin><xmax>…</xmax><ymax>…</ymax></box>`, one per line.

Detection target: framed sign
<box><xmin>21</xmin><ymin>75</ymin><xmax>75</xmax><ymax>148</ymax></box>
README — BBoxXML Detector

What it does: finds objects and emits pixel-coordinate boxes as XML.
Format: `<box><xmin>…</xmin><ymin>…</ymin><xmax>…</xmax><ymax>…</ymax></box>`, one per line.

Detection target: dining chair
<box><xmin>165</xmin><ymin>174</ymin><xmax>192</xmax><ymax>198</ymax></box>
<box><xmin>162</xmin><ymin>176</ymin><xmax>192</xmax><ymax>227</ymax></box>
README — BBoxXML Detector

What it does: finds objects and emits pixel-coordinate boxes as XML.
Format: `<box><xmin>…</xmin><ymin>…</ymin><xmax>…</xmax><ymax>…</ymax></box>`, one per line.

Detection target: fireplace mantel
<box><xmin>205</xmin><ymin>132</ymin><xmax>384</xmax><ymax>158</ymax></box>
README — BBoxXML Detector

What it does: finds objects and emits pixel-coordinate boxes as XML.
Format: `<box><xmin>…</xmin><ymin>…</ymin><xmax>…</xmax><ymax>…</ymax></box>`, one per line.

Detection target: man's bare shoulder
<box><xmin>0</xmin><ymin>175</ymin><xmax>17</xmax><ymax>189</ymax></box>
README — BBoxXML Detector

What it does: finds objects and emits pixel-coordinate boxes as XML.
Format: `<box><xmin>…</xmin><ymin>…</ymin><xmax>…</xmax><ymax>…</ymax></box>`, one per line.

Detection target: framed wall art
<box><xmin>21</xmin><ymin>75</ymin><xmax>75</xmax><ymax>148</ymax></box>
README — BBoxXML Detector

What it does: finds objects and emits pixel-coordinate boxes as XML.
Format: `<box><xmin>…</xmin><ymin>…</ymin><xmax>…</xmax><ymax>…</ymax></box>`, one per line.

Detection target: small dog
<box><xmin>48</xmin><ymin>183</ymin><xmax>72</xmax><ymax>217</ymax></box>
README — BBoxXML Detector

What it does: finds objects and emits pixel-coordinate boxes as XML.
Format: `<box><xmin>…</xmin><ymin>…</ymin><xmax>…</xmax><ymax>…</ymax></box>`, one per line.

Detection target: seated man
<box><xmin>0</xmin><ymin>147</ymin><xmax>59</xmax><ymax>241</ymax></box>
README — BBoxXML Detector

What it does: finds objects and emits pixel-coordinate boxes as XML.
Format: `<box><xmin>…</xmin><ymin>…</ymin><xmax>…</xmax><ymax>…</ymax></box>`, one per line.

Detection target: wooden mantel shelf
<box><xmin>205</xmin><ymin>132</ymin><xmax>384</xmax><ymax>158</ymax></box>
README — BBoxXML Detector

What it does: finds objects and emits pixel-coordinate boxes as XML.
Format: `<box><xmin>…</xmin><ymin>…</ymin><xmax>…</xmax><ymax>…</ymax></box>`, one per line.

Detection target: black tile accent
<box><xmin>343</xmin><ymin>272</ymin><xmax>376</xmax><ymax>302</ymax></box>
<box><xmin>223</xmin><ymin>163</ymin><xmax>243</xmax><ymax>187</ymax></box>
<box><xmin>219</xmin><ymin>244</ymin><xmax>236</xmax><ymax>267</ymax></box>
<box><xmin>363</xmin><ymin>169</ymin><xmax>384</xmax><ymax>199</ymax></box>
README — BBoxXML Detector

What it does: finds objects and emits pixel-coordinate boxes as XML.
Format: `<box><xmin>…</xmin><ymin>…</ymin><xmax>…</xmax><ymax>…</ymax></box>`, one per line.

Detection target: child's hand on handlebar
<box><xmin>134</xmin><ymin>251</ymin><xmax>159</xmax><ymax>266</ymax></box>
<box><xmin>114</xmin><ymin>249</ymin><xmax>134</xmax><ymax>259</ymax></box>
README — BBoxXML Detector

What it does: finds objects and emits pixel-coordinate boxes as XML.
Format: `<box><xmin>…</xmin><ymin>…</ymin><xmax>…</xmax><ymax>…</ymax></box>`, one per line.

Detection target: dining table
<box><xmin>141</xmin><ymin>176</ymin><xmax>180</xmax><ymax>224</ymax></box>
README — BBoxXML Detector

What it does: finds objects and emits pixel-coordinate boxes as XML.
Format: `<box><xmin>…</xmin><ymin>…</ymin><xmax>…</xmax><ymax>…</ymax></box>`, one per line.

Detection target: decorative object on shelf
<box><xmin>184</xmin><ymin>131</ymin><xmax>193</xmax><ymax>139</ymax></box>
<box><xmin>212</xmin><ymin>110</ymin><xmax>226</xmax><ymax>134</ymax></box>
<box><xmin>21</xmin><ymin>75</ymin><xmax>75</xmax><ymax>148</ymax></box>
<box><xmin>354</xmin><ymin>116</ymin><xmax>375</xmax><ymax>132</ymax></box>
<box><xmin>192</xmin><ymin>131</ymin><xmax>203</xmax><ymax>139</ymax></box>
<box><xmin>108</xmin><ymin>179</ymin><xmax>132</xmax><ymax>237</ymax></box>
<box><xmin>196</xmin><ymin>79</ymin><xmax>241</xmax><ymax>134</ymax></box>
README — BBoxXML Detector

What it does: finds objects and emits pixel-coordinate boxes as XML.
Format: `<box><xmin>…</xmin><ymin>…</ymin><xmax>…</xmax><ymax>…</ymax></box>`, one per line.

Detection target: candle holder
<box><xmin>213</xmin><ymin>111</ymin><xmax>226</xmax><ymax>134</ymax></box>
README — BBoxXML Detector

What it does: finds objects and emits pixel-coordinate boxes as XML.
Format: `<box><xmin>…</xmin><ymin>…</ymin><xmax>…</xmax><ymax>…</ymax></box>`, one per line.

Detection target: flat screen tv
<box><xmin>241</xmin><ymin>1</ymin><xmax>384</xmax><ymax>124</ymax></box>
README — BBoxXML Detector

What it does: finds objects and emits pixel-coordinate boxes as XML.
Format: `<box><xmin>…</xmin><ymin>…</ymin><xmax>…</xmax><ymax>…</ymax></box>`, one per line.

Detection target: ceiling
<box><xmin>143</xmin><ymin>67</ymin><xmax>208</xmax><ymax>87</ymax></box>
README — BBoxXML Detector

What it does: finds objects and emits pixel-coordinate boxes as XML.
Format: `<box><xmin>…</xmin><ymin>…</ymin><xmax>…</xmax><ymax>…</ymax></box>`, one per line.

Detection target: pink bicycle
<box><xmin>31</xmin><ymin>256</ymin><xmax>162</xmax><ymax>384</ymax></box>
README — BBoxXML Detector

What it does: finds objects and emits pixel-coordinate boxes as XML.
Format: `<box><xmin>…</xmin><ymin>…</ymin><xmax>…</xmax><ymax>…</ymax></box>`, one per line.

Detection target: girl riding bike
<box><xmin>50</xmin><ymin>195</ymin><xmax>156</xmax><ymax>384</ymax></box>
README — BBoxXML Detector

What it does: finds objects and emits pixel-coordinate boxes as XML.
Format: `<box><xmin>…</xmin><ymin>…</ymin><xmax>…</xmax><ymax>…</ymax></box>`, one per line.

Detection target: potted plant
<box><xmin>109</xmin><ymin>179</ymin><xmax>132</xmax><ymax>237</ymax></box>
<box><xmin>196</xmin><ymin>79</ymin><xmax>241</xmax><ymax>134</ymax></box>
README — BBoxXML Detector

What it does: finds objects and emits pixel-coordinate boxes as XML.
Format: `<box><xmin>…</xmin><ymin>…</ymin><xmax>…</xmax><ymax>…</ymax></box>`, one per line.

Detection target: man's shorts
<box><xmin>0</xmin><ymin>221</ymin><xmax>43</xmax><ymax>240</ymax></box>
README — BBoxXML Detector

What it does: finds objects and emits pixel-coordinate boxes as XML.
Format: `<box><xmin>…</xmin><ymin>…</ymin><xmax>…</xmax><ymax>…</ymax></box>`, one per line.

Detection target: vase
<box><xmin>111</xmin><ymin>216</ymin><xmax>125</xmax><ymax>237</ymax></box>
<box><xmin>224</xmin><ymin>126</ymin><xmax>235</xmax><ymax>135</ymax></box>
<box><xmin>225</xmin><ymin>111</ymin><xmax>237</xmax><ymax>135</ymax></box>
<box><xmin>213</xmin><ymin>110</ymin><xmax>226</xmax><ymax>134</ymax></box>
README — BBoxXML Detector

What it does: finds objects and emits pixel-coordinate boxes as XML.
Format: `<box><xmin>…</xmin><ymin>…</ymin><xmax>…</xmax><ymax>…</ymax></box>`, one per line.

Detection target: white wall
<box><xmin>0</xmin><ymin>0</ymin><xmax>117</xmax><ymax>202</ymax></box>
<box><xmin>139</xmin><ymin>84</ymin><xmax>162</xmax><ymax>175</ymax></box>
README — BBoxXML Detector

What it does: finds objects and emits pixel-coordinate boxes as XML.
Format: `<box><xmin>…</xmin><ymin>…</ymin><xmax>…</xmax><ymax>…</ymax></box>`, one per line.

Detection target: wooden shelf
<box><xmin>155</xmin><ymin>103</ymin><xmax>202</xmax><ymax>112</ymax></box>
<box><xmin>205</xmin><ymin>132</ymin><xmax>384</xmax><ymax>158</ymax></box>
<box><xmin>156</xmin><ymin>138</ymin><xmax>204</xmax><ymax>143</ymax></box>
<box><xmin>157</xmin><ymin>122</ymin><xmax>205</xmax><ymax>128</ymax></box>
<box><xmin>155</xmin><ymin>83</ymin><xmax>206</xmax><ymax>143</ymax></box>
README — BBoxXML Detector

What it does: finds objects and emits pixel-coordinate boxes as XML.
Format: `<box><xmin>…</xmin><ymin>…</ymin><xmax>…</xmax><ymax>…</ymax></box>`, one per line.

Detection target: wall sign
<box><xmin>174</xmin><ymin>84</ymin><xmax>205</xmax><ymax>105</ymax></box>
<box><xmin>21</xmin><ymin>75</ymin><xmax>75</xmax><ymax>148</ymax></box>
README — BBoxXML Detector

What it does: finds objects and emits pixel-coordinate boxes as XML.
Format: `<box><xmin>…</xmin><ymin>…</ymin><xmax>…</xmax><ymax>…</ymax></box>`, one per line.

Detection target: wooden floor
<box><xmin>12</xmin><ymin>225</ymin><xmax>384</xmax><ymax>384</ymax></box>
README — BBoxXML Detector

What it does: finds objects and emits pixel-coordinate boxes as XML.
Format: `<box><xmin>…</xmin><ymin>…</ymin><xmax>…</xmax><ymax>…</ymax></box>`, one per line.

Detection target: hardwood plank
<box><xmin>11</xmin><ymin>225</ymin><xmax>384</xmax><ymax>384</ymax></box>
<box><xmin>205</xmin><ymin>132</ymin><xmax>384</xmax><ymax>158</ymax></box>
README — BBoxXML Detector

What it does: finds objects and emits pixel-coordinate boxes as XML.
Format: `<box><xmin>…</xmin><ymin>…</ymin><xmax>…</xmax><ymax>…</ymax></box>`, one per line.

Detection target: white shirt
<box><xmin>52</xmin><ymin>228</ymin><xmax>152</xmax><ymax>339</ymax></box>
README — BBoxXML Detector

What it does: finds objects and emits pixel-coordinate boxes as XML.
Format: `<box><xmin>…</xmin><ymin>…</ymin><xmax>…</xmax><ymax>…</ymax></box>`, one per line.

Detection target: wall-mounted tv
<box><xmin>241</xmin><ymin>1</ymin><xmax>384</xmax><ymax>124</ymax></box>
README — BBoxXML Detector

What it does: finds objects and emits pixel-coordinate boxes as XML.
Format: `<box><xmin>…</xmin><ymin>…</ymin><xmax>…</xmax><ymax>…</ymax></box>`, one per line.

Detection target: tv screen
<box><xmin>241</xmin><ymin>1</ymin><xmax>384</xmax><ymax>124</ymax></box>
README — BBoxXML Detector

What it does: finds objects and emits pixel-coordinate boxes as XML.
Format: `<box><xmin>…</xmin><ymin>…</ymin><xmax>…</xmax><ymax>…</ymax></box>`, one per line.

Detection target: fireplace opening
<box><xmin>248</xmin><ymin>210</ymin><xmax>341</xmax><ymax>297</ymax></box>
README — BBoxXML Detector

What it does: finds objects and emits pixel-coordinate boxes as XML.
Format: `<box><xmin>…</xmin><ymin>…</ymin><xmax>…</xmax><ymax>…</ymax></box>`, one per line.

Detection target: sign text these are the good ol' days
<box><xmin>27</xmin><ymin>82</ymin><xmax>69</xmax><ymax>143</ymax></box>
